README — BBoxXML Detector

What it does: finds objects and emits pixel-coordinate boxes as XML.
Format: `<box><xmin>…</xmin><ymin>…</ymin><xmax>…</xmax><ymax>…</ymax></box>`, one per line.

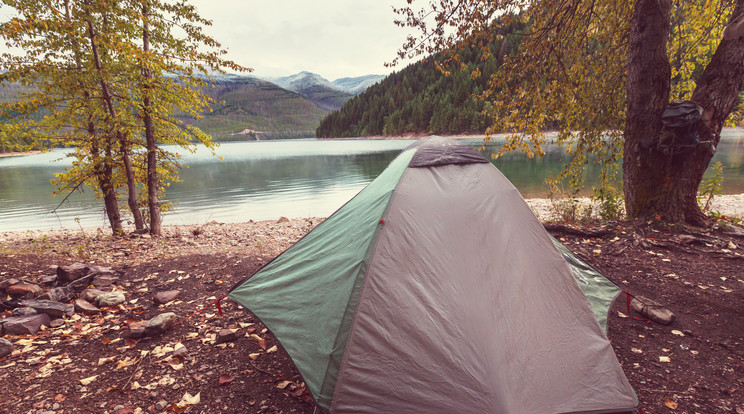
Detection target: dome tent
<box><xmin>229</xmin><ymin>136</ymin><xmax>638</xmax><ymax>413</ymax></box>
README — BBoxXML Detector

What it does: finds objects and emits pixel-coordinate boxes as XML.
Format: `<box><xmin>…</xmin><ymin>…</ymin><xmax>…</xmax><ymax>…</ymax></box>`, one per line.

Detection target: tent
<box><xmin>229</xmin><ymin>136</ymin><xmax>639</xmax><ymax>413</ymax></box>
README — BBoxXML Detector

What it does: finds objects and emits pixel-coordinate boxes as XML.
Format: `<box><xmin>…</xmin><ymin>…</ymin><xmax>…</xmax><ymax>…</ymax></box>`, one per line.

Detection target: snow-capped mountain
<box><xmin>332</xmin><ymin>75</ymin><xmax>384</xmax><ymax>95</ymax></box>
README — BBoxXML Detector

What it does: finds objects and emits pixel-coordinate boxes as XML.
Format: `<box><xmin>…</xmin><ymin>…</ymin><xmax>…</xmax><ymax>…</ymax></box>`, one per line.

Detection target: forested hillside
<box><xmin>316</xmin><ymin>20</ymin><xmax>526</xmax><ymax>138</ymax></box>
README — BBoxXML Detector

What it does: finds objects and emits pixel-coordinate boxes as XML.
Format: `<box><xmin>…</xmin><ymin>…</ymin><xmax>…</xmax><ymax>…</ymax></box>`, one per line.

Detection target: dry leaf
<box><xmin>631</xmin><ymin>348</ymin><xmax>643</xmax><ymax>354</ymax></box>
<box><xmin>79</xmin><ymin>375</ymin><xmax>98</xmax><ymax>385</ymax></box>
<box><xmin>248</xmin><ymin>353</ymin><xmax>260</xmax><ymax>360</ymax></box>
<box><xmin>664</xmin><ymin>397</ymin><xmax>678</xmax><ymax>409</ymax></box>
<box><xmin>659</xmin><ymin>356</ymin><xmax>671</xmax><ymax>363</ymax></box>
<box><xmin>219</xmin><ymin>374</ymin><xmax>234</xmax><ymax>384</ymax></box>
<box><xmin>266</xmin><ymin>345</ymin><xmax>278</xmax><ymax>354</ymax></box>
<box><xmin>176</xmin><ymin>392</ymin><xmax>201</xmax><ymax>407</ymax></box>
<box><xmin>276</xmin><ymin>380</ymin><xmax>292</xmax><ymax>389</ymax></box>
<box><xmin>618</xmin><ymin>311</ymin><xmax>628</xmax><ymax>318</ymax></box>
<box><xmin>670</xmin><ymin>330</ymin><xmax>684</xmax><ymax>336</ymax></box>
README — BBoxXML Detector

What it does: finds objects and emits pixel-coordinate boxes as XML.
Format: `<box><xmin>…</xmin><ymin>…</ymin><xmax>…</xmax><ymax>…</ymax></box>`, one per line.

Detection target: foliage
<box><xmin>0</xmin><ymin>0</ymin><xmax>247</xmax><ymax>234</ymax></box>
<box><xmin>391</xmin><ymin>0</ymin><xmax>741</xmax><ymax>200</ymax></box>
<box><xmin>592</xmin><ymin>183</ymin><xmax>625</xmax><ymax>221</ymax></box>
<box><xmin>698</xmin><ymin>161</ymin><xmax>724</xmax><ymax>213</ymax></box>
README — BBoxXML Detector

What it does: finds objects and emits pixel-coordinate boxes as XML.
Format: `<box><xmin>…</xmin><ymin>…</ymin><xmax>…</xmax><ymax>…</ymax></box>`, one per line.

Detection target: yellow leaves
<box><xmin>664</xmin><ymin>397</ymin><xmax>678</xmax><ymax>409</ymax></box>
<box><xmin>79</xmin><ymin>375</ymin><xmax>98</xmax><ymax>385</ymax></box>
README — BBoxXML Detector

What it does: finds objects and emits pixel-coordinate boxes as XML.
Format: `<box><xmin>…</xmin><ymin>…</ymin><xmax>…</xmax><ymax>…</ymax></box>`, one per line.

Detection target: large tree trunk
<box><xmin>90</xmin><ymin>127</ymin><xmax>123</xmax><ymax>234</ymax></box>
<box><xmin>142</xmin><ymin>6</ymin><xmax>162</xmax><ymax>236</ymax></box>
<box><xmin>624</xmin><ymin>0</ymin><xmax>744</xmax><ymax>226</ymax></box>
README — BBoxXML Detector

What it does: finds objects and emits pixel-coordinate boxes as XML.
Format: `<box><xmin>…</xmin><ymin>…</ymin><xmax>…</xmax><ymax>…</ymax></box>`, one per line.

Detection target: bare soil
<box><xmin>1</xmin><ymin>218</ymin><xmax>743</xmax><ymax>414</ymax></box>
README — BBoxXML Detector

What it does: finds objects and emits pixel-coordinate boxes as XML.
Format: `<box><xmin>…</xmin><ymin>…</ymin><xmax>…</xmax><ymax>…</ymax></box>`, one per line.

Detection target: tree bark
<box><xmin>142</xmin><ymin>5</ymin><xmax>162</xmax><ymax>236</ymax></box>
<box><xmin>83</xmin><ymin>4</ymin><xmax>146</xmax><ymax>231</ymax></box>
<box><xmin>623</xmin><ymin>0</ymin><xmax>744</xmax><ymax>226</ymax></box>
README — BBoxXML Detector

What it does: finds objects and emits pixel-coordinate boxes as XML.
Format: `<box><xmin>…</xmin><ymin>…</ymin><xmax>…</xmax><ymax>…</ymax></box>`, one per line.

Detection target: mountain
<box><xmin>317</xmin><ymin>19</ymin><xmax>527</xmax><ymax>138</ymax></box>
<box><xmin>269</xmin><ymin>72</ymin><xmax>352</xmax><ymax>111</ymax></box>
<box><xmin>332</xmin><ymin>75</ymin><xmax>385</xmax><ymax>95</ymax></box>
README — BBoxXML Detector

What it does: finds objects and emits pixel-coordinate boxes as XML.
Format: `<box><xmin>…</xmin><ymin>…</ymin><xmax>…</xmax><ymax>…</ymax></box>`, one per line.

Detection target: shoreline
<box><xmin>0</xmin><ymin>150</ymin><xmax>42</xmax><ymax>158</ymax></box>
<box><xmin>2</xmin><ymin>194</ymin><xmax>742</xmax><ymax>240</ymax></box>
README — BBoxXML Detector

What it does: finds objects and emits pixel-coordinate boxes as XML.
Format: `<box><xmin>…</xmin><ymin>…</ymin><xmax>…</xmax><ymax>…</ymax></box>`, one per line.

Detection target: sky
<box><xmin>190</xmin><ymin>0</ymin><xmax>414</xmax><ymax>81</ymax></box>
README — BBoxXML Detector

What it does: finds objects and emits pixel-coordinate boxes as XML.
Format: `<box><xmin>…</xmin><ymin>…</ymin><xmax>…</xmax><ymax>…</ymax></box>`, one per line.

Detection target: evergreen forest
<box><xmin>316</xmin><ymin>21</ymin><xmax>526</xmax><ymax>138</ymax></box>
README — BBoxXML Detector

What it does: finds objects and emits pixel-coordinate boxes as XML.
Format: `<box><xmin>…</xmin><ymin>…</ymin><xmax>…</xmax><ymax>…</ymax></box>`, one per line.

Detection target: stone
<box><xmin>74</xmin><ymin>299</ymin><xmax>100</xmax><ymax>315</ymax></box>
<box><xmin>39</xmin><ymin>275</ymin><xmax>58</xmax><ymax>285</ymax></box>
<box><xmin>173</xmin><ymin>345</ymin><xmax>188</xmax><ymax>358</ymax></box>
<box><xmin>6</xmin><ymin>283</ymin><xmax>42</xmax><ymax>298</ymax></box>
<box><xmin>155</xmin><ymin>401</ymin><xmax>169</xmax><ymax>411</ymax></box>
<box><xmin>37</xmin><ymin>286</ymin><xmax>73</xmax><ymax>302</ymax></box>
<box><xmin>144</xmin><ymin>312</ymin><xmax>179</xmax><ymax>337</ymax></box>
<box><xmin>1</xmin><ymin>313</ymin><xmax>51</xmax><ymax>335</ymax></box>
<box><xmin>11</xmin><ymin>307</ymin><xmax>38</xmax><ymax>316</ymax></box>
<box><xmin>49</xmin><ymin>319</ymin><xmax>65</xmax><ymax>328</ymax></box>
<box><xmin>80</xmin><ymin>288</ymin><xmax>108</xmax><ymax>303</ymax></box>
<box><xmin>631</xmin><ymin>296</ymin><xmax>676</xmax><ymax>325</ymax></box>
<box><xmin>92</xmin><ymin>274</ymin><xmax>119</xmax><ymax>288</ymax></box>
<box><xmin>126</xmin><ymin>321</ymin><xmax>147</xmax><ymax>339</ymax></box>
<box><xmin>215</xmin><ymin>328</ymin><xmax>240</xmax><ymax>344</ymax></box>
<box><xmin>56</xmin><ymin>262</ymin><xmax>89</xmax><ymax>282</ymax></box>
<box><xmin>96</xmin><ymin>291</ymin><xmax>126</xmax><ymax>307</ymax></box>
<box><xmin>153</xmin><ymin>290</ymin><xmax>180</xmax><ymax>305</ymax></box>
<box><xmin>21</xmin><ymin>300</ymin><xmax>74</xmax><ymax>318</ymax></box>
<box><xmin>0</xmin><ymin>278</ymin><xmax>20</xmax><ymax>291</ymax></box>
<box><xmin>277</xmin><ymin>216</ymin><xmax>290</xmax><ymax>223</ymax></box>
<box><xmin>0</xmin><ymin>338</ymin><xmax>13</xmax><ymax>358</ymax></box>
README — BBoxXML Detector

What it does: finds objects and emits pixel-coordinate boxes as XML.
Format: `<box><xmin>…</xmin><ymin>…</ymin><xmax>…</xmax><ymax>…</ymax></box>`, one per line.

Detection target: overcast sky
<box><xmin>190</xmin><ymin>0</ymin><xmax>414</xmax><ymax>81</ymax></box>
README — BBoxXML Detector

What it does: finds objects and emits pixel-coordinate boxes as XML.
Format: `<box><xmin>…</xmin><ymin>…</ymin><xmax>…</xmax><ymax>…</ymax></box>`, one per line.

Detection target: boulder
<box><xmin>37</xmin><ymin>286</ymin><xmax>73</xmax><ymax>302</ymax></box>
<box><xmin>74</xmin><ymin>299</ymin><xmax>100</xmax><ymax>315</ymax></box>
<box><xmin>153</xmin><ymin>290</ymin><xmax>181</xmax><ymax>305</ymax></box>
<box><xmin>631</xmin><ymin>296</ymin><xmax>676</xmax><ymax>325</ymax></box>
<box><xmin>144</xmin><ymin>312</ymin><xmax>179</xmax><ymax>337</ymax></box>
<box><xmin>49</xmin><ymin>319</ymin><xmax>65</xmax><ymax>328</ymax></box>
<box><xmin>0</xmin><ymin>278</ymin><xmax>20</xmax><ymax>291</ymax></box>
<box><xmin>21</xmin><ymin>300</ymin><xmax>74</xmax><ymax>318</ymax></box>
<box><xmin>80</xmin><ymin>288</ymin><xmax>108</xmax><ymax>303</ymax></box>
<box><xmin>96</xmin><ymin>291</ymin><xmax>126</xmax><ymax>307</ymax></box>
<box><xmin>56</xmin><ymin>263</ymin><xmax>89</xmax><ymax>282</ymax></box>
<box><xmin>38</xmin><ymin>275</ymin><xmax>58</xmax><ymax>285</ymax></box>
<box><xmin>6</xmin><ymin>283</ymin><xmax>42</xmax><ymax>298</ymax></box>
<box><xmin>1</xmin><ymin>313</ymin><xmax>51</xmax><ymax>335</ymax></box>
<box><xmin>0</xmin><ymin>338</ymin><xmax>13</xmax><ymax>358</ymax></box>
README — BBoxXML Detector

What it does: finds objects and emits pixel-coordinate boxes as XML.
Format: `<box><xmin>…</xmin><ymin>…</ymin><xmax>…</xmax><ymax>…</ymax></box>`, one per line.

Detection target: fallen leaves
<box><xmin>664</xmin><ymin>397</ymin><xmax>678</xmax><ymax>409</ymax></box>
<box><xmin>79</xmin><ymin>375</ymin><xmax>98</xmax><ymax>385</ymax></box>
<box><xmin>176</xmin><ymin>391</ymin><xmax>200</xmax><ymax>408</ymax></box>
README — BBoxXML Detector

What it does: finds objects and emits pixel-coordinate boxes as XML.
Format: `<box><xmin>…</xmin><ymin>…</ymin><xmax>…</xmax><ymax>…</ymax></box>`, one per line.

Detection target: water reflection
<box><xmin>1</xmin><ymin>133</ymin><xmax>743</xmax><ymax>232</ymax></box>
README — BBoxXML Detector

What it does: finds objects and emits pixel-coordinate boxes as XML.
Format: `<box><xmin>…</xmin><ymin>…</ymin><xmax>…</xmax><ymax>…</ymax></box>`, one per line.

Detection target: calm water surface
<box><xmin>1</xmin><ymin>132</ymin><xmax>743</xmax><ymax>232</ymax></box>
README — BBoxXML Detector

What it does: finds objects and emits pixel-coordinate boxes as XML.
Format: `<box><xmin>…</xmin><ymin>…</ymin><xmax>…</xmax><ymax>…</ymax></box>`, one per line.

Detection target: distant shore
<box><xmin>0</xmin><ymin>150</ymin><xmax>42</xmax><ymax>158</ymax></box>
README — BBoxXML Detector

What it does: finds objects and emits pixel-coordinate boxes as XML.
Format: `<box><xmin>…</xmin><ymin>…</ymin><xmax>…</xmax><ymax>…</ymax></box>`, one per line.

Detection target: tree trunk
<box><xmin>623</xmin><ymin>0</ymin><xmax>744</xmax><ymax>226</ymax></box>
<box><xmin>83</xmin><ymin>3</ymin><xmax>146</xmax><ymax>231</ymax></box>
<box><xmin>90</xmin><ymin>125</ymin><xmax>123</xmax><ymax>234</ymax></box>
<box><xmin>142</xmin><ymin>6</ymin><xmax>162</xmax><ymax>236</ymax></box>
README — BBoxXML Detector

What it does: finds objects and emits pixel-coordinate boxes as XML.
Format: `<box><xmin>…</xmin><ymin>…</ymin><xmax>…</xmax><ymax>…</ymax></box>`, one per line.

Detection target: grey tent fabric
<box><xmin>230</xmin><ymin>136</ymin><xmax>638</xmax><ymax>414</ymax></box>
<box><xmin>330</xmin><ymin>162</ymin><xmax>638</xmax><ymax>413</ymax></box>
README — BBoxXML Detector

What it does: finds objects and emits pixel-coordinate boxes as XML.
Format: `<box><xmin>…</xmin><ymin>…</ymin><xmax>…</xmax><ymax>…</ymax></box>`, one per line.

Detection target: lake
<box><xmin>1</xmin><ymin>132</ymin><xmax>743</xmax><ymax>232</ymax></box>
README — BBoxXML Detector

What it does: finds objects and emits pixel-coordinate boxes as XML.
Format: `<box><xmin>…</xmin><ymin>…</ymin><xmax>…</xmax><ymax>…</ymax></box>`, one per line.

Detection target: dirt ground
<box><xmin>1</xmin><ymin>218</ymin><xmax>743</xmax><ymax>414</ymax></box>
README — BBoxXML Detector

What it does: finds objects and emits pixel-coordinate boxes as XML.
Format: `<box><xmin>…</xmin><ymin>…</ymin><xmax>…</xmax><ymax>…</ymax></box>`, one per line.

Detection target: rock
<box><xmin>153</xmin><ymin>290</ymin><xmax>180</xmax><ymax>305</ymax></box>
<box><xmin>173</xmin><ymin>345</ymin><xmax>188</xmax><ymax>358</ymax></box>
<box><xmin>11</xmin><ymin>307</ymin><xmax>38</xmax><ymax>316</ymax></box>
<box><xmin>96</xmin><ymin>291</ymin><xmax>126</xmax><ymax>307</ymax></box>
<box><xmin>126</xmin><ymin>321</ymin><xmax>147</xmax><ymax>339</ymax></box>
<box><xmin>155</xmin><ymin>401</ymin><xmax>169</xmax><ymax>411</ymax></box>
<box><xmin>56</xmin><ymin>262</ymin><xmax>89</xmax><ymax>282</ymax></box>
<box><xmin>144</xmin><ymin>312</ymin><xmax>179</xmax><ymax>337</ymax></box>
<box><xmin>277</xmin><ymin>216</ymin><xmax>290</xmax><ymax>223</ymax></box>
<box><xmin>0</xmin><ymin>278</ymin><xmax>20</xmax><ymax>290</ymax></box>
<box><xmin>37</xmin><ymin>286</ymin><xmax>73</xmax><ymax>302</ymax></box>
<box><xmin>1</xmin><ymin>313</ymin><xmax>51</xmax><ymax>335</ymax></box>
<box><xmin>0</xmin><ymin>338</ymin><xmax>13</xmax><ymax>358</ymax></box>
<box><xmin>6</xmin><ymin>283</ymin><xmax>42</xmax><ymax>298</ymax></box>
<box><xmin>39</xmin><ymin>275</ymin><xmax>58</xmax><ymax>285</ymax></box>
<box><xmin>80</xmin><ymin>288</ymin><xmax>108</xmax><ymax>303</ymax></box>
<box><xmin>92</xmin><ymin>274</ymin><xmax>119</xmax><ymax>288</ymax></box>
<box><xmin>20</xmin><ymin>300</ymin><xmax>74</xmax><ymax>318</ymax></box>
<box><xmin>74</xmin><ymin>299</ymin><xmax>100</xmax><ymax>315</ymax></box>
<box><xmin>215</xmin><ymin>328</ymin><xmax>240</xmax><ymax>344</ymax></box>
<box><xmin>49</xmin><ymin>319</ymin><xmax>65</xmax><ymax>328</ymax></box>
<box><xmin>631</xmin><ymin>296</ymin><xmax>676</xmax><ymax>325</ymax></box>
